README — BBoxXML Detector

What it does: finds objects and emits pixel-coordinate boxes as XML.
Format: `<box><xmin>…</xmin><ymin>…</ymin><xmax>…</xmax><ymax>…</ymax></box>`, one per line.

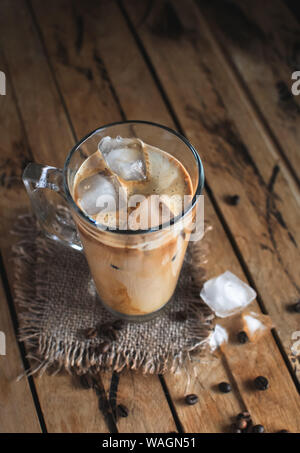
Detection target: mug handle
<box><xmin>22</xmin><ymin>163</ymin><xmax>83</xmax><ymax>251</ymax></box>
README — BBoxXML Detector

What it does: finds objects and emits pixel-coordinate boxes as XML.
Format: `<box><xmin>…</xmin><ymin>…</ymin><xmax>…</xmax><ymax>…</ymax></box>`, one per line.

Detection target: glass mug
<box><xmin>23</xmin><ymin>121</ymin><xmax>204</xmax><ymax>322</ymax></box>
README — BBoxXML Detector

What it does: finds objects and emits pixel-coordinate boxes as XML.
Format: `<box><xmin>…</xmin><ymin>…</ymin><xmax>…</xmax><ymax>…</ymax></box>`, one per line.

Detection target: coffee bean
<box><xmin>237</xmin><ymin>331</ymin><xmax>249</xmax><ymax>344</ymax></box>
<box><xmin>107</xmin><ymin>327</ymin><xmax>118</xmax><ymax>341</ymax></box>
<box><xmin>96</xmin><ymin>321</ymin><xmax>110</xmax><ymax>330</ymax></box>
<box><xmin>254</xmin><ymin>376</ymin><xmax>269</xmax><ymax>391</ymax></box>
<box><xmin>218</xmin><ymin>382</ymin><xmax>232</xmax><ymax>393</ymax></box>
<box><xmin>79</xmin><ymin>373</ymin><xmax>94</xmax><ymax>390</ymax></box>
<box><xmin>236</xmin><ymin>419</ymin><xmax>247</xmax><ymax>430</ymax></box>
<box><xmin>117</xmin><ymin>404</ymin><xmax>129</xmax><ymax>418</ymax></box>
<box><xmin>252</xmin><ymin>424</ymin><xmax>265</xmax><ymax>433</ymax></box>
<box><xmin>237</xmin><ymin>411</ymin><xmax>251</xmax><ymax>420</ymax></box>
<box><xmin>293</xmin><ymin>301</ymin><xmax>300</xmax><ymax>313</ymax></box>
<box><xmin>227</xmin><ymin>194</ymin><xmax>240</xmax><ymax>206</ymax></box>
<box><xmin>185</xmin><ymin>394</ymin><xmax>198</xmax><ymax>405</ymax></box>
<box><xmin>174</xmin><ymin>310</ymin><xmax>188</xmax><ymax>322</ymax></box>
<box><xmin>112</xmin><ymin>320</ymin><xmax>124</xmax><ymax>331</ymax></box>
<box><xmin>84</xmin><ymin>327</ymin><xmax>98</xmax><ymax>340</ymax></box>
<box><xmin>96</xmin><ymin>323</ymin><xmax>107</xmax><ymax>334</ymax></box>
<box><xmin>98</xmin><ymin>323</ymin><xmax>118</xmax><ymax>341</ymax></box>
<box><xmin>245</xmin><ymin>419</ymin><xmax>254</xmax><ymax>433</ymax></box>
<box><xmin>93</xmin><ymin>341</ymin><xmax>110</xmax><ymax>355</ymax></box>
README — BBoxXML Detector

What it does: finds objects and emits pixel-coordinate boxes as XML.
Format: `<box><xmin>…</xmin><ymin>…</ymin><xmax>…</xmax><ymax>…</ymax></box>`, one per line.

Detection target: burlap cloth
<box><xmin>12</xmin><ymin>215</ymin><xmax>214</xmax><ymax>376</ymax></box>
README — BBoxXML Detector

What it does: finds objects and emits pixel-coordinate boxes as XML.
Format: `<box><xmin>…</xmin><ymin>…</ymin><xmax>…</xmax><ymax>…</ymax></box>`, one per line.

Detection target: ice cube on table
<box><xmin>76</xmin><ymin>173</ymin><xmax>118</xmax><ymax>216</ymax></box>
<box><xmin>244</xmin><ymin>314</ymin><xmax>266</xmax><ymax>336</ymax></box>
<box><xmin>98</xmin><ymin>136</ymin><xmax>147</xmax><ymax>181</ymax></box>
<box><xmin>200</xmin><ymin>271</ymin><xmax>256</xmax><ymax>318</ymax></box>
<box><xmin>209</xmin><ymin>324</ymin><xmax>228</xmax><ymax>351</ymax></box>
<box><xmin>242</xmin><ymin>311</ymin><xmax>272</xmax><ymax>341</ymax></box>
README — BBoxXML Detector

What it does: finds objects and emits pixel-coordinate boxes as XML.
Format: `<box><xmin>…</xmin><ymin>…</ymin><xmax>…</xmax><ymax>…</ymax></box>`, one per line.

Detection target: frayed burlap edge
<box><xmin>12</xmin><ymin>215</ymin><xmax>214</xmax><ymax>377</ymax></box>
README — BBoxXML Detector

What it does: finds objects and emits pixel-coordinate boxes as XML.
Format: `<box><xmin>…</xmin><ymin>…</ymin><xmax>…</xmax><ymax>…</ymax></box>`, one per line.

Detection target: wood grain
<box><xmin>167</xmin><ymin>199</ymin><xmax>300</xmax><ymax>433</ymax></box>
<box><xmin>0</xmin><ymin>49</ymin><xmax>32</xmax><ymax>245</ymax></box>
<box><xmin>0</xmin><ymin>0</ymin><xmax>110</xmax><ymax>433</ymax></box>
<box><xmin>199</xmin><ymin>0</ymin><xmax>300</xmax><ymax>183</ymax></box>
<box><xmin>0</xmin><ymin>0</ymin><xmax>299</xmax><ymax>433</ymax></box>
<box><xmin>0</xmin><ymin>41</ymin><xmax>41</xmax><ymax>434</ymax></box>
<box><xmin>102</xmin><ymin>371</ymin><xmax>178</xmax><ymax>433</ymax></box>
<box><xmin>30</xmin><ymin>0</ymin><xmax>246</xmax><ymax>433</ymax></box>
<box><xmin>0</xmin><ymin>280</ymin><xmax>41</xmax><ymax>432</ymax></box>
<box><xmin>35</xmin><ymin>373</ymin><xmax>110</xmax><ymax>433</ymax></box>
<box><xmin>0</xmin><ymin>0</ymin><xmax>177</xmax><ymax>433</ymax></box>
<box><xmin>32</xmin><ymin>0</ymin><xmax>300</xmax><ymax>432</ymax></box>
<box><xmin>123</xmin><ymin>0</ymin><xmax>300</xmax><ymax>382</ymax></box>
<box><xmin>28</xmin><ymin>0</ymin><xmax>179</xmax><ymax>433</ymax></box>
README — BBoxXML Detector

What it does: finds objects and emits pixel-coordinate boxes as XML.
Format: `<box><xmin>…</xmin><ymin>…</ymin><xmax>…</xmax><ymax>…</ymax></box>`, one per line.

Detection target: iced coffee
<box><xmin>72</xmin><ymin>136</ymin><xmax>194</xmax><ymax>318</ymax></box>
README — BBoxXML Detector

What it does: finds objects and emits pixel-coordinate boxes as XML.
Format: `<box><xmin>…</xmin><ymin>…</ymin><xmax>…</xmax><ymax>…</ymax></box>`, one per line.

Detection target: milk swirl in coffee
<box><xmin>73</xmin><ymin>137</ymin><xmax>194</xmax><ymax>316</ymax></box>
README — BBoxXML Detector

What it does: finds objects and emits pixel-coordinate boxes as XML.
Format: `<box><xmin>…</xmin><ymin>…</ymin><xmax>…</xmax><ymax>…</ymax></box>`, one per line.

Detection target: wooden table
<box><xmin>0</xmin><ymin>0</ymin><xmax>299</xmax><ymax>434</ymax></box>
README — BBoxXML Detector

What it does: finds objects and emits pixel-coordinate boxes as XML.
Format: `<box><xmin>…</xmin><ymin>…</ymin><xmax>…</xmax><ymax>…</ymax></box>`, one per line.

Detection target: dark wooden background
<box><xmin>0</xmin><ymin>0</ymin><xmax>299</xmax><ymax>433</ymax></box>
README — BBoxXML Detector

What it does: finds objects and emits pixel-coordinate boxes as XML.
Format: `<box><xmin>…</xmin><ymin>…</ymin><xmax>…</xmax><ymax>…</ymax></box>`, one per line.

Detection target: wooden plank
<box><xmin>199</xmin><ymin>0</ymin><xmax>300</xmax><ymax>182</ymax></box>
<box><xmin>123</xmin><ymin>0</ymin><xmax>300</xmax><ymax>382</ymax></box>
<box><xmin>33</xmin><ymin>0</ymin><xmax>300</xmax><ymax>432</ymax></box>
<box><xmin>30</xmin><ymin>0</ymin><xmax>244</xmax><ymax>433</ymax></box>
<box><xmin>0</xmin><ymin>0</ymin><xmax>177</xmax><ymax>433</ymax></box>
<box><xmin>0</xmin><ymin>0</ymin><xmax>109</xmax><ymax>433</ymax></box>
<box><xmin>0</xmin><ymin>49</ymin><xmax>32</xmax><ymax>245</ymax></box>
<box><xmin>29</xmin><ymin>0</ymin><xmax>123</xmax><ymax>140</ymax></box>
<box><xmin>167</xmin><ymin>198</ymin><xmax>300</xmax><ymax>433</ymax></box>
<box><xmin>105</xmin><ymin>371</ymin><xmax>177</xmax><ymax>433</ymax></box>
<box><xmin>27</xmin><ymin>0</ymin><xmax>177</xmax><ymax>433</ymax></box>
<box><xmin>0</xmin><ymin>47</ymin><xmax>41</xmax><ymax>434</ymax></box>
<box><xmin>0</xmin><ymin>10</ymin><xmax>73</xmax><ymax>168</ymax></box>
<box><xmin>30</xmin><ymin>0</ymin><xmax>173</xmax><ymax>134</ymax></box>
<box><xmin>35</xmin><ymin>373</ymin><xmax>110</xmax><ymax>433</ymax></box>
<box><xmin>0</xmin><ymin>279</ymin><xmax>41</xmax><ymax>432</ymax></box>
<box><xmin>164</xmin><ymin>356</ymin><xmax>245</xmax><ymax>434</ymax></box>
